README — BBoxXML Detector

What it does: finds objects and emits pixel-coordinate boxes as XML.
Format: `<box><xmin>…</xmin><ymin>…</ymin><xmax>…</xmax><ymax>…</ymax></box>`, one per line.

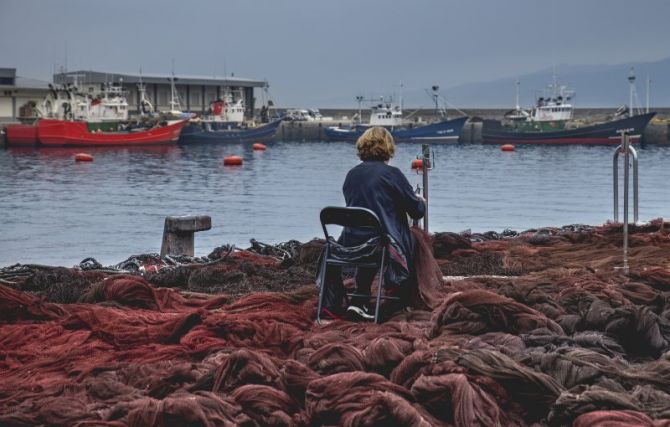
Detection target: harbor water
<box><xmin>2</xmin><ymin>141</ymin><xmax>670</xmax><ymax>266</ymax></box>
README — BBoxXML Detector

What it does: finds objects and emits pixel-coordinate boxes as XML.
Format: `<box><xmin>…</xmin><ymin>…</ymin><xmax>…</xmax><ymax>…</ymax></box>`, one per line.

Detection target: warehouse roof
<box><xmin>54</xmin><ymin>70</ymin><xmax>267</xmax><ymax>88</ymax></box>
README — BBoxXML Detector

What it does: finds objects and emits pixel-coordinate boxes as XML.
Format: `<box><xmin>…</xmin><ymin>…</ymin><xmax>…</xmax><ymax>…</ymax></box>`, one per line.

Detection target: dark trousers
<box><xmin>322</xmin><ymin>265</ymin><xmax>377</xmax><ymax>310</ymax></box>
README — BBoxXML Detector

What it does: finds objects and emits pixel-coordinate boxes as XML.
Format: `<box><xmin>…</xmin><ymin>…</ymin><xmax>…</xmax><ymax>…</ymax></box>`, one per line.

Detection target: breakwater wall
<box><xmin>277</xmin><ymin>119</ymin><xmax>669</xmax><ymax>144</ymax></box>
<box><xmin>276</xmin><ymin>108</ymin><xmax>670</xmax><ymax>144</ymax></box>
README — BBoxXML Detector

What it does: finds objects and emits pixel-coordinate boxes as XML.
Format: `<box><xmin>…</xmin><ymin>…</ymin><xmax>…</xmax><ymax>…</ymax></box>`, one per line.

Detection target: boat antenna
<box><xmin>355</xmin><ymin>94</ymin><xmax>364</xmax><ymax>124</ymax></box>
<box><xmin>628</xmin><ymin>67</ymin><xmax>636</xmax><ymax>118</ymax></box>
<box><xmin>169</xmin><ymin>59</ymin><xmax>182</xmax><ymax>112</ymax></box>
<box><xmin>551</xmin><ymin>63</ymin><xmax>558</xmax><ymax>98</ymax></box>
<box><xmin>399</xmin><ymin>81</ymin><xmax>404</xmax><ymax>113</ymax></box>
<box><xmin>431</xmin><ymin>85</ymin><xmax>439</xmax><ymax>120</ymax></box>
<box><xmin>515</xmin><ymin>78</ymin><xmax>521</xmax><ymax>111</ymax></box>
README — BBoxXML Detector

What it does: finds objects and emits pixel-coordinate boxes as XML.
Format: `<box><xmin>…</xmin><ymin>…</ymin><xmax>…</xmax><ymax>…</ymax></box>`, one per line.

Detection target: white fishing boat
<box><xmin>483</xmin><ymin>71</ymin><xmax>655</xmax><ymax>145</ymax></box>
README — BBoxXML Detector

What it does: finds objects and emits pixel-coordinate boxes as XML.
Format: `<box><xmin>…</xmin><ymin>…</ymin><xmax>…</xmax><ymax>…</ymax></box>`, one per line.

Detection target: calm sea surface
<box><xmin>2</xmin><ymin>141</ymin><xmax>670</xmax><ymax>266</ymax></box>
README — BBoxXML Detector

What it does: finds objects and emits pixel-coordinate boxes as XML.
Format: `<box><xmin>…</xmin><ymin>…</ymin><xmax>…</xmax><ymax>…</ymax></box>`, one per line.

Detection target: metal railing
<box><xmin>613</xmin><ymin>130</ymin><xmax>639</xmax><ymax>223</ymax></box>
<box><xmin>612</xmin><ymin>129</ymin><xmax>639</xmax><ymax>273</ymax></box>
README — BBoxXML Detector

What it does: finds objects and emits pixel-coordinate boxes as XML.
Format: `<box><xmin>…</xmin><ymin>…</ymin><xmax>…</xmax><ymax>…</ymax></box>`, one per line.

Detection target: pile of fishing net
<box><xmin>2</xmin><ymin>221</ymin><xmax>670</xmax><ymax>426</ymax></box>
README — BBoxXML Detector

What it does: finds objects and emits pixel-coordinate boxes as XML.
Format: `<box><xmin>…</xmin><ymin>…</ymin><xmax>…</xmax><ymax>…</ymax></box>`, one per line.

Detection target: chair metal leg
<box><xmin>374</xmin><ymin>247</ymin><xmax>386</xmax><ymax>324</ymax></box>
<box><xmin>316</xmin><ymin>247</ymin><xmax>329</xmax><ymax>323</ymax></box>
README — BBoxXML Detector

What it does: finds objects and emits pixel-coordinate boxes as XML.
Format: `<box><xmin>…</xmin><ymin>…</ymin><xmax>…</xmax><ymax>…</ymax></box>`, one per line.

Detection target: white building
<box><xmin>1</xmin><ymin>68</ymin><xmax>267</xmax><ymax>123</ymax></box>
<box><xmin>0</xmin><ymin>68</ymin><xmax>51</xmax><ymax>122</ymax></box>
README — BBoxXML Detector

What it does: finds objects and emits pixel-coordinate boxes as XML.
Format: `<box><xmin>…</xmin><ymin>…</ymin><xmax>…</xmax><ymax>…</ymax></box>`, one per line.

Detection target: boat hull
<box><xmin>37</xmin><ymin>119</ymin><xmax>187</xmax><ymax>147</ymax></box>
<box><xmin>179</xmin><ymin>119</ymin><xmax>282</xmax><ymax>144</ymax></box>
<box><xmin>324</xmin><ymin>116</ymin><xmax>468</xmax><ymax>143</ymax></box>
<box><xmin>482</xmin><ymin>112</ymin><xmax>656</xmax><ymax>145</ymax></box>
<box><xmin>5</xmin><ymin>123</ymin><xmax>39</xmax><ymax>146</ymax></box>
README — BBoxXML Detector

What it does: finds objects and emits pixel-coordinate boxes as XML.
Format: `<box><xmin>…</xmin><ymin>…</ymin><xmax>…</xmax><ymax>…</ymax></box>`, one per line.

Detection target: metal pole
<box><xmin>613</xmin><ymin>132</ymin><xmax>639</xmax><ymax>224</ymax></box>
<box><xmin>630</xmin><ymin>145</ymin><xmax>639</xmax><ymax>223</ymax></box>
<box><xmin>623</xmin><ymin>133</ymin><xmax>630</xmax><ymax>273</ymax></box>
<box><xmin>628</xmin><ymin>68</ymin><xmax>636</xmax><ymax>118</ymax></box>
<box><xmin>613</xmin><ymin>146</ymin><xmax>620</xmax><ymax>222</ymax></box>
<box><xmin>422</xmin><ymin>144</ymin><xmax>430</xmax><ymax>233</ymax></box>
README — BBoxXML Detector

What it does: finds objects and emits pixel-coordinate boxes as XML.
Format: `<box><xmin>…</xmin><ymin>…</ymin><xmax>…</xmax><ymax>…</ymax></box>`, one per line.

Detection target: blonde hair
<box><xmin>355</xmin><ymin>127</ymin><xmax>396</xmax><ymax>161</ymax></box>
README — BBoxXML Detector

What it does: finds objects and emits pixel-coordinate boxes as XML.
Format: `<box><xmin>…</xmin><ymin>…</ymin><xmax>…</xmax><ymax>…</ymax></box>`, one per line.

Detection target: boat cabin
<box><xmin>208</xmin><ymin>89</ymin><xmax>245</xmax><ymax>124</ymax></box>
<box><xmin>532</xmin><ymin>98</ymin><xmax>573</xmax><ymax>122</ymax></box>
<box><xmin>369</xmin><ymin>103</ymin><xmax>403</xmax><ymax>127</ymax></box>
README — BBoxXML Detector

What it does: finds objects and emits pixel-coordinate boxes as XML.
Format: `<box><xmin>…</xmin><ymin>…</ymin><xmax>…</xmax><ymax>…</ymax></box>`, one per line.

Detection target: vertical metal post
<box><xmin>613</xmin><ymin>129</ymin><xmax>639</xmax><ymax>224</ymax></box>
<box><xmin>622</xmin><ymin>133</ymin><xmax>629</xmax><ymax>273</ymax></box>
<box><xmin>422</xmin><ymin>144</ymin><xmax>430</xmax><ymax>233</ymax></box>
<box><xmin>630</xmin><ymin>145</ymin><xmax>639</xmax><ymax>223</ymax></box>
<box><xmin>613</xmin><ymin>149</ymin><xmax>619</xmax><ymax>222</ymax></box>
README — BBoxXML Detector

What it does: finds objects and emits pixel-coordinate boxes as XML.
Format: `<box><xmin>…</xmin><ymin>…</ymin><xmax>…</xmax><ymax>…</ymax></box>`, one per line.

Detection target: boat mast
<box><xmin>355</xmin><ymin>95</ymin><xmax>364</xmax><ymax>124</ymax></box>
<box><xmin>399</xmin><ymin>81</ymin><xmax>403</xmax><ymax>114</ymax></box>
<box><xmin>169</xmin><ymin>59</ymin><xmax>182</xmax><ymax>113</ymax></box>
<box><xmin>431</xmin><ymin>85</ymin><xmax>439</xmax><ymax>120</ymax></box>
<box><xmin>551</xmin><ymin>64</ymin><xmax>558</xmax><ymax>99</ymax></box>
<box><xmin>628</xmin><ymin>67</ymin><xmax>636</xmax><ymax>118</ymax></box>
<box><xmin>138</xmin><ymin>68</ymin><xmax>152</xmax><ymax>117</ymax></box>
<box><xmin>169</xmin><ymin>74</ymin><xmax>181</xmax><ymax>112</ymax></box>
<box><xmin>515</xmin><ymin>78</ymin><xmax>521</xmax><ymax>111</ymax></box>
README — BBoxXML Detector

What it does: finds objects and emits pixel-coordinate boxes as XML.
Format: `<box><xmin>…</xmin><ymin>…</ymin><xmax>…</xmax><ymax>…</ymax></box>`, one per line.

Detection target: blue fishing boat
<box><xmin>325</xmin><ymin>88</ymin><xmax>468</xmax><ymax>142</ymax></box>
<box><xmin>325</xmin><ymin>116</ymin><xmax>468</xmax><ymax>143</ymax></box>
<box><xmin>179</xmin><ymin>119</ymin><xmax>283</xmax><ymax>144</ymax></box>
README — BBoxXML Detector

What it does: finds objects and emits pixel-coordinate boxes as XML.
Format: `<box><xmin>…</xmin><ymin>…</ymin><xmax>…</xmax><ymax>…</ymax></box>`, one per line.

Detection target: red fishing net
<box><xmin>1</xmin><ymin>222</ymin><xmax>670</xmax><ymax>425</ymax></box>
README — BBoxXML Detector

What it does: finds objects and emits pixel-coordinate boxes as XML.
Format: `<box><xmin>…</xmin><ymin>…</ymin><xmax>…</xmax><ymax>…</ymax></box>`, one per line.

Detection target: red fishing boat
<box><xmin>37</xmin><ymin>119</ymin><xmax>188</xmax><ymax>147</ymax></box>
<box><xmin>4</xmin><ymin>123</ymin><xmax>39</xmax><ymax>145</ymax></box>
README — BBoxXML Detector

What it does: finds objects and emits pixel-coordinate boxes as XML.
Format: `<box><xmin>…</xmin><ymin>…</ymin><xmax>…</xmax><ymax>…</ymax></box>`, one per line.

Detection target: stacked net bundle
<box><xmin>1</xmin><ymin>221</ymin><xmax>670</xmax><ymax>425</ymax></box>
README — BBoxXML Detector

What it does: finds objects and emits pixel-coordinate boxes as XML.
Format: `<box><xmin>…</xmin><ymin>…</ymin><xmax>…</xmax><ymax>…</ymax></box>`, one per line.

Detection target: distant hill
<box><xmin>441</xmin><ymin>57</ymin><xmax>670</xmax><ymax>109</ymax></box>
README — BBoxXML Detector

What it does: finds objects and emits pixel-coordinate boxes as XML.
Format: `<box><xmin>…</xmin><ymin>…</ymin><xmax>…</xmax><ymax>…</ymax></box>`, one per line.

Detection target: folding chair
<box><xmin>316</xmin><ymin>206</ymin><xmax>400</xmax><ymax>324</ymax></box>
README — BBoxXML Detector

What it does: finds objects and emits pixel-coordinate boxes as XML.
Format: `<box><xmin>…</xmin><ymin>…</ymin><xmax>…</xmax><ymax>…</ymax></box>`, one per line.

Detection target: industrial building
<box><xmin>0</xmin><ymin>68</ymin><xmax>267</xmax><ymax>122</ymax></box>
<box><xmin>0</xmin><ymin>68</ymin><xmax>51</xmax><ymax>122</ymax></box>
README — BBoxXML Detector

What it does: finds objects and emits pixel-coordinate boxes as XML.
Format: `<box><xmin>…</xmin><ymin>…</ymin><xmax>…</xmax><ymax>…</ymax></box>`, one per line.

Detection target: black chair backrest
<box><xmin>320</xmin><ymin>206</ymin><xmax>383</xmax><ymax>240</ymax></box>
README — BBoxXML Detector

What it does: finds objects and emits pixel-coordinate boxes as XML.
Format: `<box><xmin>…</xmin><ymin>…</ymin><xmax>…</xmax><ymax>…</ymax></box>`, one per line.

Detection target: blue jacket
<box><xmin>340</xmin><ymin>160</ymin><xmax>425</xmax><ymax>270</ymax></box>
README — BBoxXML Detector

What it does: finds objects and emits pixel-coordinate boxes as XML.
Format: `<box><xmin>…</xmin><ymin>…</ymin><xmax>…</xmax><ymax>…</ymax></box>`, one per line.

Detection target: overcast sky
<box><xmin>1</xmin><ymin>0</ymin><xmax>668</xmax><ymax>107</ymax></box>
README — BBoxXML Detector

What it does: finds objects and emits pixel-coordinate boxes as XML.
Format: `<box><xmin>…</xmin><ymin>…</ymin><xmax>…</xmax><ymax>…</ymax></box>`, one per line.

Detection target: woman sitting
<box><xmin>320</xmin><ymin>126</ymin><xmax>426</xmax><ymax>320</ymax></box>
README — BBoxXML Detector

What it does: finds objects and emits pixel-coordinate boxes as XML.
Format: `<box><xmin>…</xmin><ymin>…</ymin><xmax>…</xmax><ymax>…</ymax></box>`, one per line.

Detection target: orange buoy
<box><xmin>74</xmin><ymin>153</ymin><xmax>94</xmax><ymax>162</ymax></box>
<box><xmin>501</xmin><ymin>144</ymin><xmax>515</xmax><ymax>152</ymax></box>
<box><xmin>411</xmin><ymin>159</ymin><xmax>424</xmax><ymax>169</ymax></box>
<box><xmin>252</xmin><ymin>143</ymin><xmax>267</xmax><ymax>151</ymax></box>
<box><xmin>223</xmin><ymin>155</ymin><xmax>243</xmax><ymax>166</ymax></box>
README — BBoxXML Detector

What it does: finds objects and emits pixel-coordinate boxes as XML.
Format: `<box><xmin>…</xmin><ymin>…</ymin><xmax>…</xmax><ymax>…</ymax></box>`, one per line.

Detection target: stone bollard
<box><xmin>160</xmin><ymin>215</ymin><xmax>212</xmax><ymax>257</ymax></box>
